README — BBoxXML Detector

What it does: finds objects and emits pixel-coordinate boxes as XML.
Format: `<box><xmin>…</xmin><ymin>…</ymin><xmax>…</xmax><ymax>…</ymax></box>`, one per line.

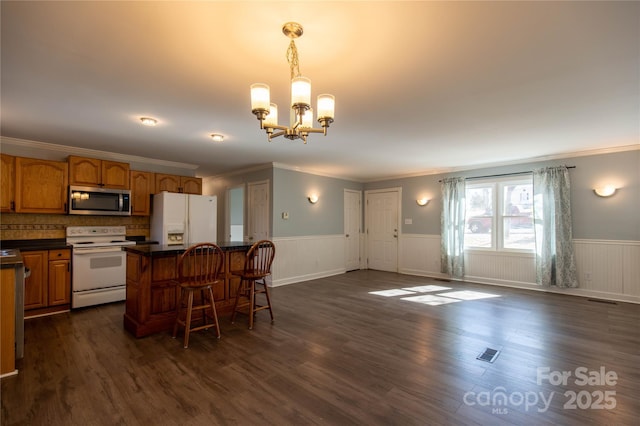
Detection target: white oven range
<box><xmin>66</xmin><ymin>226</ymin><xmax>135</xmax><ymax>308</ymax></box>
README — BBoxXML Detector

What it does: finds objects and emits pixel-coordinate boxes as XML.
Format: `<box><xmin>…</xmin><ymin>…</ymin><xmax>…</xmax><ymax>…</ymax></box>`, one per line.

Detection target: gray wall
<box><xmin>364</xmin><ymin>150</ymin><xmax>639</xmax><ymax>240</ymax></box>
<box><xmin>272</xmin><ymin>168</ymin><xmax>363</xmax><ymax>237</ymax></box>
<box><xmin>206</xmin><ymin>150</ymin><xmax>638</xmax><ymax>242</ymax></box>
<box><xmin>204</xmin><ymin>166</ymin><xmax>273</xmax><ymax>240</ymax></box>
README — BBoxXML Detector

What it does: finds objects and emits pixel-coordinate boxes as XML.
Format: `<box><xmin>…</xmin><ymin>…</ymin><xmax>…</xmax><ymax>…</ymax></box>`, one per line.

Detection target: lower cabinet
<box><xmin>48</xmin><ymin>249</ymin><xmax>71</xmax><ymax>306</ymax></box>
<box><xmin>23</xmin><ymin>249</ymin><xmax>70</xmax><ymax>317</ymax></box>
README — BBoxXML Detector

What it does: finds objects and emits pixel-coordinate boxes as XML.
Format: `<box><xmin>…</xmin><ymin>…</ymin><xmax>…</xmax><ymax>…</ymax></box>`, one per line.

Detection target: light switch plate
<box><xmin>282</xmin><ymin>212</ymin><xmax>289</xmax><ymax>220</ymax></box>
<box><xmin>405</xmin><ymin>218</ymin><xmax>412</xmax><ymax>225</ymax></box>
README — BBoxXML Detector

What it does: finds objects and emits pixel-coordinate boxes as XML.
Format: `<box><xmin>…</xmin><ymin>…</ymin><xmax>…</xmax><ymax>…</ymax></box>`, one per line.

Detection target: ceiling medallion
<box><xmin>250</xmin><ymin>22</ymin><xmax>335</xmax><ymax>144</ymax></box>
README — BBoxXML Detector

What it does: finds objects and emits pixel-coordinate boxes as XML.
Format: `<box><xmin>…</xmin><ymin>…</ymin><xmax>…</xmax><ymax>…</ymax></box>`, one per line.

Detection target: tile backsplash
<box><xmin>0</xmin><ymin>213</ymin><xmax>150</xmax><ymax>240</ymax></box>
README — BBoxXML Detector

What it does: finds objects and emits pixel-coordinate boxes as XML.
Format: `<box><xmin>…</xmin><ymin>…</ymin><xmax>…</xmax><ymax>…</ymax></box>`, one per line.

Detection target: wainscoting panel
<box><xmin>465</xmin><ymin>250</ymin><xmax>537</xmax><ymax>286</ymax></box>
<box><xmin>573</xmin><ymin>239</ymin><xmax>640</xmax><ymax>301</ymax></box>
<box><xmin>398</xmin><ymin>234</ymin><xmax>445</xmax><ymax>278</ymax></box>
<box><xmin>623</xmin><ymin>245</ymin><xmax>640</xmax><ymax>296</ymax></box>
<box><xmin>397</xmin><ymin>235</ymin><xmax>639</xmax><ymax>304</ymax></box>
<box><xmin>272</xmin><ymin>234</ymin><xmax>639</xmax><ymax>303</ymax></box>
<box><xmin>271</xmin><ymin>235</ymin><xmax>346</xmax><ymax>287</ymax></box>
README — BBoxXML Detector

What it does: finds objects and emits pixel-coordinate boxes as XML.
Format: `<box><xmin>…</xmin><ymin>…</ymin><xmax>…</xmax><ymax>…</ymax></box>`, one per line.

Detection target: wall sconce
<box><xmin>139</xmin><ymin>117</ymin><xmax>158</xmax><ymax>126</ymax></box>
<box><xmin>593</xmin><ymin>185</ymin><xmax>617</xmax><ymax>197</ymax></box>
<box><xmin>416</xmin><ymin>198</ymin><xmax>429</xmax><ymax>206</ymax></box>
<box><xmin>308</xmin><ymin>194</ymin><xmax>319</xmax><ymax>204</ymax></box>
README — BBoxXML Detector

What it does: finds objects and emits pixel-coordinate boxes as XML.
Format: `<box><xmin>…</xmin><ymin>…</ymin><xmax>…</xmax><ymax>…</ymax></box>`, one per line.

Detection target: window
<box><xmin>464</xmin><ymin>177</ymin><xmax>534</xmax><ymax>251</ymax></box>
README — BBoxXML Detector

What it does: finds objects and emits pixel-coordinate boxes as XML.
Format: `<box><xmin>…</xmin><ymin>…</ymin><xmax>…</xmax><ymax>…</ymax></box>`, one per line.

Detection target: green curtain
<box><xmin>533</xmin><ymin>166</ymin><xmax>579</xmax><ymax>287</ymax></box>
<box><xmin>441</xmin><ymin>177</ymin><xmax>466</xmax><ymax>278</ymax></box>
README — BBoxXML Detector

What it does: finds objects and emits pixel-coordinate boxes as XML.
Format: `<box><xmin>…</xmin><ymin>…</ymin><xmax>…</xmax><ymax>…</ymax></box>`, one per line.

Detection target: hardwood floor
<box><xmin>2</xmin><ymin>270</ymin><xmax>639</xmax><ymax>425</ymax></box>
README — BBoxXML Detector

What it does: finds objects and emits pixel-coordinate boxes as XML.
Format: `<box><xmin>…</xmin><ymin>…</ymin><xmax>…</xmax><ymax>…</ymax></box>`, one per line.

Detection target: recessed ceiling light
<box><xmin>210</xmin><ymin>133</ymin><xmax>224</xmax><ymax>142</ymax></box>
<box><xmin>140</xmin><ymin>117</ymin><xmax>158</xmax><ymax>126</ymax></box>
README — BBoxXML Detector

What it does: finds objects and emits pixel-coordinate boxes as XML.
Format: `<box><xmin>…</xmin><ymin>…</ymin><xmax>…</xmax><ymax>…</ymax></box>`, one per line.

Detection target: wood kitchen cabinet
<box><xmin>1</xmin><ymin>267</ymin><xmax>16</xmax><ymax>375</ymax></box>
<box><xmin>22</xmin><ymin>249</ymin><xmax>71</xmax><ymax>316</ymax></box>
<box><xmin>154</xmin><ymin>173</ymin><xmax>202</xmax><ymax>195</ymax></box>
<box><xmin>48</xmin><ymin>249</ymin><xmax>71</xmax><ymax>306</ymax></box>
<box><xmin>130</xmin><ymin>170</ymin><xmax>154</xmax><ymax>216</ymax></box>
<box><xmin>1</xmin><ymin>153</ymin><xmax>15</xmax><ymax>212</ymax></box>
<box><xmin>22</xmin><ymin>250</ymin><xmax>48</xmax><ymax>311</ymax></box>
<box><xmin>123</xmin><ymin>244</ymin><xmax>250</xmax><ymax>337</ymax></box>
<box><xmin>68</xmin><ymin>156</ymin><xmax>130</xmax><ymax>189</ymax></box>
<box><xmin>15</xmin><ymin>157</ymin><xmax>68</xmax><ymax>214</ymax></box>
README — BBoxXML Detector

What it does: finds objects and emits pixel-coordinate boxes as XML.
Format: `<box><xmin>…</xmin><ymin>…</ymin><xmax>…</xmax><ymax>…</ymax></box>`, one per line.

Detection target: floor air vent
<box><xmin>477</xmin><ymin>348</ymin><xmax>500</xmax><ymax>363</ymax></box>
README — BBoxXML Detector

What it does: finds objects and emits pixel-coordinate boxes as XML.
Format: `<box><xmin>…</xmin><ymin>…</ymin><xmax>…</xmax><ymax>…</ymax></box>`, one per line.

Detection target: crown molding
<box><xmin>205</xmin><ymin>162</ymin><xmax>274</xmax><ymax>180</ymax></box>
<box><xmin>271</xmin><ymin>162</ymin><xmax>363</xmax><ymax>182</ymax></box>
<box><xmin>363</xmin><ymin>144</ymin><xmax>640</xmax><ymax>183</ymax></box>
<box><xmin>0</xmin><ymin>136</ymin><xmax>199</xmax><ymax>171</ymax></box>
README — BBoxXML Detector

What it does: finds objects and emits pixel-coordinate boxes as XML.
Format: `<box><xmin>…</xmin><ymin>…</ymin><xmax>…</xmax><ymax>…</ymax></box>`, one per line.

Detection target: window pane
<box><xmin>502</xmin><ymin>183</ymin><xmax>534</xmax><ymax>250</ymax></box>
<box><xmin>465</xmin><ymin>186</ymin><xmax>493</xmax><ymax>248</ymax></box>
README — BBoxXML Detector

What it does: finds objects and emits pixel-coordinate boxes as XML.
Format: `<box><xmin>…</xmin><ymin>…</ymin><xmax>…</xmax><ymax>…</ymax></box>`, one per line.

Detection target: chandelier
<box><xmin>250</xmin><ymin>22</ymin><xmax>335</xmax><ymax>144</ymax></box>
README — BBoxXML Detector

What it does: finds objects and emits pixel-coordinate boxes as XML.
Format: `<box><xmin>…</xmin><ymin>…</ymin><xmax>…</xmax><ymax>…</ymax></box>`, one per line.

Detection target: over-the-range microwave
<box><xmin>68</xmin><ymin>185</ymin><xmax>131</xmax><ymax>216</ymax></box>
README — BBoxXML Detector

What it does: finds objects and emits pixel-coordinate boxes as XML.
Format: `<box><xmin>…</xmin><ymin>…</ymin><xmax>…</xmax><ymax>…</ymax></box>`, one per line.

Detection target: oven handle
<box><xmin>73</xmin><ymin>247</ymin><xmax>125</xmax><ymax>255</ymax></box>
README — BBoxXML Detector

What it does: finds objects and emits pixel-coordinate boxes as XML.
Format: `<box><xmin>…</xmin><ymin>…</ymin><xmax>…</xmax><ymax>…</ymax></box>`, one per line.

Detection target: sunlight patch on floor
<box><xmin>437</xmin><ymin>290</ymin><xmax>501</xmax><ymax>301</ymax></box>
<box><xmin>402</xmin><ymin>285</ymin><xmax>451</xmax><ymax>293</ymax></box>
<box><xmin>368</xmin><ymin>285</ymin><xmax>501</xmax><ymax>306</ymax></box>
<box><xmin>368</xmin><ymin>289</ymin><xmax>417</xmax><ymax>297</ymax></box>
<box><xmin>400</xmin><ymin>294</ymin><xmax>462</xmax><ymax>306</ymax></box>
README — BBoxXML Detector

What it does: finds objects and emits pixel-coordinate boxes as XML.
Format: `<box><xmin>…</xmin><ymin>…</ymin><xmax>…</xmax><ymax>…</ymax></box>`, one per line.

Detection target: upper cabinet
<box><xmin>130</xmin><ymin>170</ymin><xmax>154</xmax><ymax>216</ymax></box>
<box><xmin>1</xmin><ymin>154</ymin><xmax>15</xmax><ymax>212</ymax></box>
<box><xmin>155</xmin><ymin>173</ymin><xmax>202</xmax><ymax>195</ymax></box>
<box><xmin>68</xmin><ymin>156</ymin><xmax>130</xmax><ymax>189</ymax></box>
<box><xmin>15</xmin><ymin>157</ymin><xmax>68</xmax><ymax>214</ymax></box>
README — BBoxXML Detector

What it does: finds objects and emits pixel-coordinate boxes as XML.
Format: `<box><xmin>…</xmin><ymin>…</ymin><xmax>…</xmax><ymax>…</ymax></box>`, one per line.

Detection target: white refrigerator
<box><xmin>151</xmin><ymin>192</ymin><xmax>217</xmax><ymax>245</ymax></box>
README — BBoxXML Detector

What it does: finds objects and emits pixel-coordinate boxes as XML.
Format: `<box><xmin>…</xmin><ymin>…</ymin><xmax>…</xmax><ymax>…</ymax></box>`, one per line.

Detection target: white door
<box><xmin>344</xmin><ymin>189</ymin><xmax>361</xmax><ymax>271</ymax></box>
<box><xmin>366</xmin><ymin>189</ymin><xmax>400</xmax><ymax>272</ymax></box>
<box><xmin>248</xmin><ymin>180</ymin><xmax>270</xmax><ymax>242</ymax></box>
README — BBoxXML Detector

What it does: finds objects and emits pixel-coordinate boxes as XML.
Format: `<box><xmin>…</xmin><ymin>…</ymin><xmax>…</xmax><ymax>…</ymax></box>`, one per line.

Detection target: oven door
<box><xmin>72</xmin><ymin>246</ymin><xmax>126</xmax><ymax>291</ymax></box>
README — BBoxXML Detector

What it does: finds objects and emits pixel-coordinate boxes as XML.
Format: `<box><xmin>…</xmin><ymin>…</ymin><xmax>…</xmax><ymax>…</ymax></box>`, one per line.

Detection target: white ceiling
<box><xmin>2</xmin><ymin>1</ymin><xmax>638</xmax><ymax>181</ymax></box>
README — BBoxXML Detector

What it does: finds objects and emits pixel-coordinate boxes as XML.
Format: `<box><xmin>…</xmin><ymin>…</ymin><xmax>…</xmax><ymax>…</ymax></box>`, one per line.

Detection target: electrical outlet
<box><xmin>282</xmin><ymin>211</ymin><xmax>289</xmax><ymax>220</ymax></box>
<box><xmin>585</xmin><ymin>272</ymin><xmax>592</xmax><ymax>281</ymax></box>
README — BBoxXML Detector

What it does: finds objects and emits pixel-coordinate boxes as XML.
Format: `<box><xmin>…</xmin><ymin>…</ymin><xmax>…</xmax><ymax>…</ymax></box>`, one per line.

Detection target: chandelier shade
<box><xmin>250</xmin><ymin>22</ymin><xmax>335</xmax><ymax>144</ymax></box>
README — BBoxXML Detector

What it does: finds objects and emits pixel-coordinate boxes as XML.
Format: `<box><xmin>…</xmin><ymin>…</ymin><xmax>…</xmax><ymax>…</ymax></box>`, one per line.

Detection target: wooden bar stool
<box><xmin>231</xmin><ymin>240</ymin><xmax>276</xmax><ymax>329</ymax></box>
<box><xmin>172</xmin><ymin>243</ymin><xmax>224</xmax><ymax>348</ymax></box>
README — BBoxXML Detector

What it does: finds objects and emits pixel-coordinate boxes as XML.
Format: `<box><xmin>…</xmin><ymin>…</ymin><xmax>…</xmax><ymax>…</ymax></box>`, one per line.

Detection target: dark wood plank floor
<box><xmin>2</xmin><ymin>270</ymin><xmax>639</xmax><ymax>425</ymax></box>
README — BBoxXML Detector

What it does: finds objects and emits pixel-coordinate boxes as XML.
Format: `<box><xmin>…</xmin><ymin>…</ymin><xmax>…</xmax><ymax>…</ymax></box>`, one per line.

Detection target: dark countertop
<box><xmin>124</xmin><ymin>241</ymin><xmax>254</xmax><ymax>256</ymax></box>
<box><xmin>0</xmin><ymin>238</ymin><xmax>70</xmax><ymax>251</ymax></box>
<box><xmin>0</xmin><ymin>249</ymin><xmax>24</xmax><ymax>269</ymax></box>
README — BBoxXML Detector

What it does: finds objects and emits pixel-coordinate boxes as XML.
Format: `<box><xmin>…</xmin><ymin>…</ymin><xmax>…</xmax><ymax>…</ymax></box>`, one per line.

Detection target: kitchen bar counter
<box><xmin>123</xmin><ymin>241</ymin><xmax>253</xmax><ymax>256</ymax></box>
<box><xmin>123</xmin><ymin>241</ymin><xmax>253</xmax><ymax>337</ymax></box>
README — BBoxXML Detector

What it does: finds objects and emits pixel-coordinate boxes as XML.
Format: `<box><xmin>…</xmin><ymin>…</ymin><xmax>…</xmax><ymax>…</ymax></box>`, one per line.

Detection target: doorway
<box><xmin>365</xmin><ymin>188</ymin><xmax>401</xmax><ymax>272</ymax></box>
<box><xmin>227</xmin><ymin>185</ymin><xmax>244</xmax><ymax>241</ymax></box>
<box><xmin>344</xmin><ymin>189</ymin><xmax>362</xmax><ymax>271</ymax></box>
<box><xmin>247</xmin><ymin>180</ymin><xmax>270</xmax><ymax>242</ymax></box>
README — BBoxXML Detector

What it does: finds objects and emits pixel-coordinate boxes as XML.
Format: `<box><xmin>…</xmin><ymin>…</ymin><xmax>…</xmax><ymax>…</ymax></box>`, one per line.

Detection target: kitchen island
<box><xmin>123</xmin><ymin>242</ymin><xmax>253</xmax><ymax>338</ymax></box>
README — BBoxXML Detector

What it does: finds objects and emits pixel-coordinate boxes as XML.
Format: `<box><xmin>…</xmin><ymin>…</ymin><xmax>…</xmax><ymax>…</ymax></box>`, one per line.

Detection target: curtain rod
<box><xmin>438</xmin><ymin>166</ymin><xmax>576</xmax><ymax>182</ymax></box>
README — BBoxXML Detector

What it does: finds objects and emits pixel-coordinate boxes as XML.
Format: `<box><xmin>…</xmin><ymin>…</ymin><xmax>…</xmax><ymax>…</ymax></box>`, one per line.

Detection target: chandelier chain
<box><xmin>286</xmin><ymin>40</ymin><xmax>301</xmax><ymax>80</ymax></box>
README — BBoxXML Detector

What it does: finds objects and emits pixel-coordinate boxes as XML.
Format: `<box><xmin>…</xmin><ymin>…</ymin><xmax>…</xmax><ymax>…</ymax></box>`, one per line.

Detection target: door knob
<box><xmin>346</xmin><ymin>234</ymin><xmax>350</xmax><ymax>238</ymax></box>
